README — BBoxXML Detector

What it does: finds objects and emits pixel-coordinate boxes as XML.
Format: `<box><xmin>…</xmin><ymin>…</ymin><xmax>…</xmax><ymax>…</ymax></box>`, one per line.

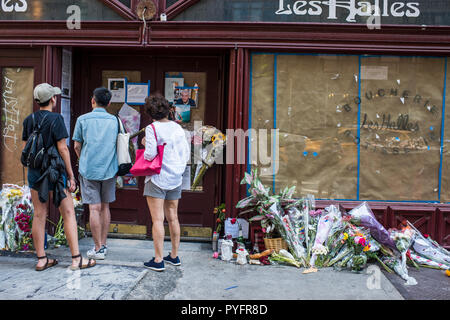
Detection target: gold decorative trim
<box><xmin>86</xmin><ymin>223</ymin><xmax>147</xmax><ymax>235</ymax></box>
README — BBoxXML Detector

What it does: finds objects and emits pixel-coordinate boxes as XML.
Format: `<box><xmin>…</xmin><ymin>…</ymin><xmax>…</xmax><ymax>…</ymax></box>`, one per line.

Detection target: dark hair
<box><xmin>145</xmin><ymin>93</ymin><xmax>170</xmax><ymax>120</ymax></box>
<box><xmin>36</xmin><ymin>99</ymin><xmax>51</xmax><ymax>107</ymax></box>
<box><xmin>93</xmin><ymin>87</ymin><xmax>112</xmax><ymax>107</ymax></box>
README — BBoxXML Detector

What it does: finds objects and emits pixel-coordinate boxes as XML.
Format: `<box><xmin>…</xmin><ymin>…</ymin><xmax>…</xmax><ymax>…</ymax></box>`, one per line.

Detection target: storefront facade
<box><xmin>1</xmin><ymin>0</ymin><xmax>449</xmax><ymax>247</ymax></box>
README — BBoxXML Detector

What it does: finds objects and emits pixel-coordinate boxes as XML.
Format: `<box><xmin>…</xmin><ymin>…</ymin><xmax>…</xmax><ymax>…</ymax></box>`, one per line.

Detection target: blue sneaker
<box><xmin>163</xmin><ymin>254</ymin><xmax>181</xmax><ymax>266</ymax></box>
<box><xmin>144</xmin><ymin>258</ymin><xmax>165</xmax><ymax>272</ymax></box>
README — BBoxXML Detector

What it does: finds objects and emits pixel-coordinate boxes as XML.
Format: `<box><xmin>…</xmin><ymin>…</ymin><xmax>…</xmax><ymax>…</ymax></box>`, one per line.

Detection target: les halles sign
<box><xmin>276</xmin><ymin>0</ymin><xmax>421</xmax><ymax>22</ymax></box>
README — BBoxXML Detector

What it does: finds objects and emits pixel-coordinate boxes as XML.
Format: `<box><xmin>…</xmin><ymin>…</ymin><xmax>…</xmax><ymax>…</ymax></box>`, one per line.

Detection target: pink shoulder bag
<box><xmin>130</xmin><ymin>123</ymin><xmax>165</xmax><ymax>177</ymax></box>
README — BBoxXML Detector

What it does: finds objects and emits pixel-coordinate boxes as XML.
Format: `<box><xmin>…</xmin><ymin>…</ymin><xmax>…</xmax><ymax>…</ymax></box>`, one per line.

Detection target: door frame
<box><xmin>72</xmin><ymin>47</ymin><xmax>227</xmax><ymax>240</ymax></box>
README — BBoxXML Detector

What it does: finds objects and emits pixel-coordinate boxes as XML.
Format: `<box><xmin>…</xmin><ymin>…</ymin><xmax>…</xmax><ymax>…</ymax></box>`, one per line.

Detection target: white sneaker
<box><xmin>101</xmin><ymin>245</ymin><xmax>108</xmax><ymax>255</ymax></box>
<box><xmin>87</xmin><ymin>247</ymin><xmax>105</xmax><ymax>260</ymax></box>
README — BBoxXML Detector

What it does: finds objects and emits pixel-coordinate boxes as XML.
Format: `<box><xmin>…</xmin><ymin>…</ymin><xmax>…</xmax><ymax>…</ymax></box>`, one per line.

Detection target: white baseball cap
<box><xmin>34</xmin><ymin>83</ymin><xmax>61</xmax><ymax>104</ymax></box>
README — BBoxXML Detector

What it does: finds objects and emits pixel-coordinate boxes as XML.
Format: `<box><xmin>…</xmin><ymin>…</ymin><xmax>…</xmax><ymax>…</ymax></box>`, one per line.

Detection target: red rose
<box><xmin>424</xmin><ymin>234</ymin><xmax>429</xmax><ymax>238</ymax></box>
<box><xmin>231</xmin><ymin>218</ymin><xmax>237</xmax><ymax>224</ymax></box>
<box><xmin>216</xmin><ymin>218</ymin><xmax>221</xmax><ymax>223</ymax></box>
<box><xmin>221</xmin><ymin>209</ymin><xmax>226</xmax><ymax>213</ymax></box>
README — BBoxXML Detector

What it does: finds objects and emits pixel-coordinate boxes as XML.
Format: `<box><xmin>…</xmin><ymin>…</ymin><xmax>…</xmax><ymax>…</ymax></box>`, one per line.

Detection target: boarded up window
<box><xmin>250</xmin><ymin>54</ymin><xmax>448</xmax><ymax>202</ymax></box>
<box><xmin>441</xmin><ymin>62</ymin><xmax>450</xmax><ymax>202</ymax></box>
<box><xmin>1</xmin><ymin>67</ymin><xmax>34</xmax><ymax>186</ymax></box>
<box><xmin>359</xmin><ymin>56</ymin><xmax>445</xmax><ymax>201</ymax></box>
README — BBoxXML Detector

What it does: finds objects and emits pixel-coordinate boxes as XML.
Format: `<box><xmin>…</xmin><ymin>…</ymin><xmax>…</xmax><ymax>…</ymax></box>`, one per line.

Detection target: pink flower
<box><xmin>262</xmin><ymin>228</ymin><xmax>266</xmax><ymax>233</ymax></box>
<box><xmin>358</xmin><ymin>237</ymin><xmax>366</xmax><ymax>246</ymax></box>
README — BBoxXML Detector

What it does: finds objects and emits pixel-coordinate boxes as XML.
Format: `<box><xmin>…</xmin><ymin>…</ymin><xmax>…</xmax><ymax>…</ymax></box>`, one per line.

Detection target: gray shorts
<box><xmin>143</xmin><ymin>179</ymin><xmax>182</xmax><ymax>200</ymax></box>
<box><xmin>79</xmin><ymin>175</ymin><xmax>116</xmax><ymax>204</ymax></box>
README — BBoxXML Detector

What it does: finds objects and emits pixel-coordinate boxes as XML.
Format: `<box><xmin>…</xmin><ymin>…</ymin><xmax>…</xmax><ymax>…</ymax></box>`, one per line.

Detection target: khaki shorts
<box><xmin>143</xmin><ymin>179</ymin><xmax>182</xmax><ymax>200</ymax></box>
<box><xmin>79</xmin><ymin>175</ymin><xmax>116</xmax><ymax>204</ymax></box>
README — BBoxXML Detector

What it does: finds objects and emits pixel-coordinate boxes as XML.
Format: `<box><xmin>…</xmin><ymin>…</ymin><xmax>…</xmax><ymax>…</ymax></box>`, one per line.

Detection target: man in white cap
<box><xmin>22</xmin><ymin>83</ymin><xmax>96</xmax><ymax>271</ymax></box>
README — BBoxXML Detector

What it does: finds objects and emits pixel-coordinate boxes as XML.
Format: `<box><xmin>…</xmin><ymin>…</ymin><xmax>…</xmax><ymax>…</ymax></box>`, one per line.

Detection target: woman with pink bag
<box><xmin>141</xmin><ymin>94</ymin><xmax>190</xmax><ymax>272</ymax></box>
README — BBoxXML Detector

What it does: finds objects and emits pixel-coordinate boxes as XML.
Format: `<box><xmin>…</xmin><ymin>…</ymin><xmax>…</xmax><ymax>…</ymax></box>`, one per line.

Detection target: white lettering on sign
<box><xmin>1</xmin><ymin>0</ymin><xmax>28</xmax><ymax>13</ymax></box>
<box><xmin>2</xmin><ymin>76</ymin><xmax>20</xmax><ymax>152</ymax></box>
<box><xmin>276</xmin><ymin>0</ymin><xmax>420</xmax><ymax>22</ymax></box>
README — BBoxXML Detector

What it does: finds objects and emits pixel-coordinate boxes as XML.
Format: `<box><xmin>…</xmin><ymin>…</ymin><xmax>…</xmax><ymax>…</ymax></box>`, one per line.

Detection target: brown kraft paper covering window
<box><xmin>440</xmin><ymin>61</ymin><xmax>450</xmax><ymax>202</ymax></box>
<box><xmin>359</xmin><ymin>57</ymin><xmax>445</xmax><ymax>201</ymax></box>
<box><xmin>250</xmin><ymin>54</ymin><xmax>274</xmax><ymax>188</ymax></box>
<box><xmin>1</xmin><ymin>68</ymin><xmax>34</xmax><ymax>186</ymax></box>
<box><xmin>275</xmin><ymin>55</ymin><xmax>359</xmax><ymax>199</ymax></box>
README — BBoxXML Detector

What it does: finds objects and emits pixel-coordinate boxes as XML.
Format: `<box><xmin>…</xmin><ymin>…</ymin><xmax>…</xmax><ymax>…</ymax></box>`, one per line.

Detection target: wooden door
<box><xmin>73</xmin><ymin>49</ymin><xmax>224</xmax><ymax>239</ymax></box>
<box><xmin>155</xmin><ymin>56</ymin><xmax>224</xmax><ymax>238</ymax></box>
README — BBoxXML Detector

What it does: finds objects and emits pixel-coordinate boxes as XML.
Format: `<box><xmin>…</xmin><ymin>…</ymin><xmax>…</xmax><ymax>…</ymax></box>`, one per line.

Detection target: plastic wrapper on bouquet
<box><xmin>310</xmin><ymin>205</ymin><xmax>341</xmax><ymax>267</ymax></box>
<box><xmin>0</xmin><ymin>185</ymin><xmax>33</xmax><ymax>251</ymax></box>
<box><xmin>345</xmin><ymin>202</ymin><xmax>397</xmax><ymax>250</ymax></box>
<box><xmin>407</xmin><ymin>222</ymin><xmax>450</xmax><ymax>268</ymax></box>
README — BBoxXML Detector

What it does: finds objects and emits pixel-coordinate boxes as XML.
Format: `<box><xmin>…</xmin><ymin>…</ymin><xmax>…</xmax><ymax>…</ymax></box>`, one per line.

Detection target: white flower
<box><xmin>312</xmin><ymin>244</ymin><xmax>329</xmax><ymax>256</ymax></box>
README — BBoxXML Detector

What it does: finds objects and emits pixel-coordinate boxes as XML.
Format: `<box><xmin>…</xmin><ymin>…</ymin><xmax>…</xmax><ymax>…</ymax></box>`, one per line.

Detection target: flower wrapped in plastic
<box><xmin>407</xmin><ymin>221</ymin><xmax>450</xmax><ymax>268</ymax></box>
<box><xmin>285</xmin><ymin>206</ymin><xmax>305</xmax><ymax>244</ymax></box>
<box><xmin>382</xmin><ymin>256</ymin><xmax>417</xmax><ymax>286</ymax></box>
<box><xmin>310</xmin><ymin>205</ymin><xmax>341</xmax><ymax>267</ymax></box>
<box><xmin>408</xmin><ymin>251</ymin><xmax>449</xmax><ymax>270</ymax></box>
<box><xmin>339</xmin><ymin>225</ymin><xmax>371</xmax><ymax>272</ymax></box>
<box><xmin>280</xmin><ymin>210</ymin><xmax>306</xmax><ymax>266</ymax></box>
<box><xmin>0</xmin><ymin>184</ymin><xmax>33</xmax><ymax>251</ymax></box>
<box><xmin>345</xmin><ymin>202</ymin><xmax>397</xmax><ymax>250</ymax></box>
<box><xmin>191</xmin><ymin>126</ymin><xmax>226</xmax><ymax>190</ymax></box>
<box><xmin>327</xmin><ymin>243</ymin><xmax>352</xmax><ymax>267</ymax></box>
<box><xmin>299</xmin><ymin>195</ymin><xmax>318</xmax><ymax>263</ymax></box>
<box><xmin>390</xmin><ymin>225</ymin><xmax>416</xmax><ymax>274</ymax></box>
<box><xmin>270</xmin><ymin>249</ymin><xmax>301</xmax><ymax>268</ymax></box>
<box><xmin>349</xmin><ymin>254</ymin><xmax>368</xmax><ymax>272</ymax></box>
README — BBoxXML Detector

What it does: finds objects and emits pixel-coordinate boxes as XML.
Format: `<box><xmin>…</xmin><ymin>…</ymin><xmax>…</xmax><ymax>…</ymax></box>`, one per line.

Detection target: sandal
<box><xmin>70</xmin><ymin>254</ymin><xmax>96</xmax><ymax>271</ymax></box>
<box><xmin>35</xmin><ymin>255</ymin><xmax>58</xmax><ymax>271</ymax></box>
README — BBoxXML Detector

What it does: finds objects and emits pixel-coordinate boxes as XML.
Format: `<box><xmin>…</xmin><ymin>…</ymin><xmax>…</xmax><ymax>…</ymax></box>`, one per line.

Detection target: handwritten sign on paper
<box><xmin>224</xmin><ymin>218</ymin><xmax>249</xmax><ymax>239</ymax></box>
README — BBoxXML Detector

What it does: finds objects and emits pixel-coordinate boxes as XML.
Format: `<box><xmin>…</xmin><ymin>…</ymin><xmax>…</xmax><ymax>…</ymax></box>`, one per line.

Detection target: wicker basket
<box><xmin>263</xmin><ymin>238</ymin><xmax>288</xmax><ymax>252</ymax></box>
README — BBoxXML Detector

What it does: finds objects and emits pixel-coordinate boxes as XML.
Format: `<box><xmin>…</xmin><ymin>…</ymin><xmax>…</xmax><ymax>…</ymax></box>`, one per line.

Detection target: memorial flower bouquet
<box><xmin>0</xmin><ymin>185</ymin><xmax>33</xmax><ymax>251</ymax></box>
<box><xmin>331</xmin><ymin>225</ymin><xmax>371</xmax><ymax>272</ymax></box>
<box><xmin>390</xmin><ymin>225</ymin><xmax>416</xmax><ymax>272</ymax></box>
<box><xmin>213</xmin><ymin>203</ymin><xmax>226</xmax><ymax>234</ymax></box>
<box><xmin>234</xmin><ymin>170</ymin><xmax>442</xmax><ymax>284</ymax></box>
<box><xmin>310</xmin><ymin>205</ymin><xmax>341</xmax><ymax>268</ymax></box>
<box><xmin>408</xmin><ymin>251</ymin><xmax>449</xmax><ymax>270</ymax></box>
<box><xmin>14</xmin><ymin>202</ymin><xmax>33</xmax><ymax>251</ymax></box>
<box><xmin>345</xmin><ymin>202</ymin><xmax>397</xmax><ymax>250</ymax></box>
<box><xmin>382</xmin><ymin>255</ymin><xmax>418</xmax><ymax>286</ymax></box>
<box><xmin>191</xmin><ymin>125</ymin><xmax>226</xmax><ymax>190</ymax></box>
<box><xmin>407</xmin><ymin>221</ymin><xmax>450</xmax><ymax>268</ymax></box>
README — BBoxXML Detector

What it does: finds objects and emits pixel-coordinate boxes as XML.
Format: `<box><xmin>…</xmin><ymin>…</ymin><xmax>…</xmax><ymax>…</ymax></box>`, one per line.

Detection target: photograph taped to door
<box><xmin>164</xmin><ymin>74</ymin><xmax>184</xmax><ymax>103</ymax></box>
<box><xmin>174</xmin><ymin>86</ymin><xmax>198</xmax><ymax>108</ymax></box>
<box><xmin>108</xmin><ymin>78</ymin><xmax>126</xmax><ymax>103</ymax></box>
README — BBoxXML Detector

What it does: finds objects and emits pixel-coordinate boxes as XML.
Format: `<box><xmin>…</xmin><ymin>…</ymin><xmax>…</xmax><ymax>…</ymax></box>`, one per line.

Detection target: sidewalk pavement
<box><xmin>0</xmin><ymin>237</ymin><xmax>403</xmax><ymax>300</ymax></box>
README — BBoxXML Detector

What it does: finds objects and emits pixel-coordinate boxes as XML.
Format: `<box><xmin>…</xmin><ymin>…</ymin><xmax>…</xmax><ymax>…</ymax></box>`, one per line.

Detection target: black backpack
<box><xmin>21</xmin><ymin>113</ymin><xmax>54</xmax><ymax>169</ymax></box>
